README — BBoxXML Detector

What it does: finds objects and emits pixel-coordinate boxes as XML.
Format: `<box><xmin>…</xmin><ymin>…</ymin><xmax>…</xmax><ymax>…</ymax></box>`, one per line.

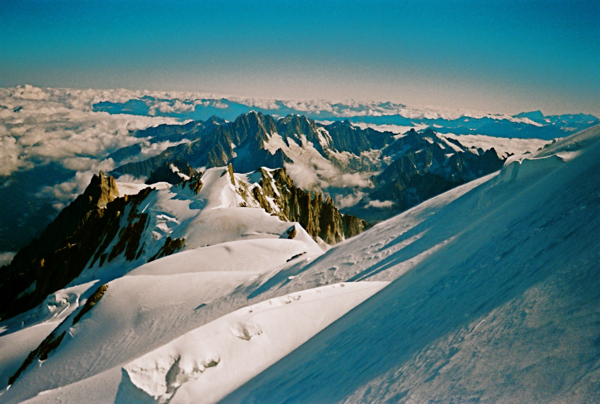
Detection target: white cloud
<box><xmin>284</xmin><ymin>161</ymin><xmax>321</xmax><ymax>191</ymax></box>
<box><xmin>10</xmin><ymin>84</ymin><xmax>50</xmax><ymax>101</ymax></box>
<box><xmin>60</xmin><ymin>157</ymin><xmax>96</xmax><ymax>171</ymax></box>
<box><xmin>0</xmin><ymin>136</ymin><xmax>30</xmax><ymax>176</ymax></box>
<box><xmin>367</xmin><ymin>200</ymin><xmax>395</xmax><ymax>208</ymax></box>
<box><xmin>213</xmin><ymin>101</ymin><xmax>229</xmax><ymax>109</ymax></box>
<box><xmin>0</xmin><ymin>251</ymin><xmax>16</xmax><ymax>266</ymax></box>
<box><xmin>333</xmin><ymin>172</ymin><xmax>373</xmax><ymax>188</ymax></box>
<box><xmin>116</xmin><ymin>174</ymin><xmax>148</xmax><ymax>184</ymax></box>
<box><xmin>441</xmin><ymin>133</ymin><xmax>550</xmax><ymax>157</ymax></box>
<box><xmin>0</xmin><ymin>86</ymin><xmax>182</xmax><ymax>178</ymax></box>
<box><xmin>0</xmin><ymin>86</ymin><xmax>187</xmax><ymax>219</ymax></box>
<box><xmin>335</xmin><ymin>192</ymin><xmax>366</xmax><ymax>209</ymax></box>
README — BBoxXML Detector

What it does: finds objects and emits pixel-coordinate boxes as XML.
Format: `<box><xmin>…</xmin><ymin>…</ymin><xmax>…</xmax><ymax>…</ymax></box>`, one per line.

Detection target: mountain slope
<box><xmin>222</xmin><ymin>124</ymin><xmax>600</xmax><ymax>403</ymax></box>
<box><xmin>0</xmin><ymin>163</ymin><xmax>366</xmax><ymax>321</ymax></box>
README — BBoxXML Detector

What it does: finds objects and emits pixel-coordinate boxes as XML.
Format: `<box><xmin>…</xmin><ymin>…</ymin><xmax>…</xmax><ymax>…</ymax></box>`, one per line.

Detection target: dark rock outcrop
<box><xmin>149</xmin><ymin>237</ymin><xmax>186</xmax><ymax>262</ymax></box>
<box><xmin>184</xmin><ymin>171</ymin><xmax>204</xmax><ymax>194</ymax></box>
<box><xmin>250</xmin><ymin>167</ymin><xmax>369</xmax><ymax>245</ymax></box>
<box><xmin>146</xmin><ymin>160</ymin><xmax>195</xmax><ymax>185</ymax></box>
<box><xmin>0</xmin><ymin>173</ymin><xmax>153</xmax><ymax>320</ymax></box>
<box><xmin>8</xmin><ymin>328</ymin><xmax>66</xmax><ymax>385</ymax></box>
<box><xmin>72</xmin><ymin>284</ymin><xmax>108</xmax><ymax>324</ymax></box>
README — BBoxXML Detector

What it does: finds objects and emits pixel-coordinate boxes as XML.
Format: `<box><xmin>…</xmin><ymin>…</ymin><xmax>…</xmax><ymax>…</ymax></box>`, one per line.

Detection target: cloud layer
<box><xmin>0</xmin><ymin>85</ymin><xmax>182</xmax><ymax>199</ymax></box>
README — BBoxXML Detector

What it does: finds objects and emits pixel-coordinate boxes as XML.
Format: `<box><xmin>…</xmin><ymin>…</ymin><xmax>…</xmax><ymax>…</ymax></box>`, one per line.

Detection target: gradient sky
<box><xmin>1</xmin><ymin>0</ymin><xmax>598</xmax><ymax>115</ymax></box>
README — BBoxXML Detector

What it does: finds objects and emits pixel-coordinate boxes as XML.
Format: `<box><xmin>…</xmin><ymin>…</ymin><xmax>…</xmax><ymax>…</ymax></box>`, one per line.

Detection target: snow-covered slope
<box><xmin>223</xmin><ymin>124</ymin><xmax>600</xmax><ymax>403</ymax></box>
<box><xmin>0</xmin><ymin>164</ymin><xmax>374</xmax><ymax>403</ymax></box>
<box><xmin>1</xmin><ymin>124</ymin><xmax>599</xmax><ymax>403</ymax></box>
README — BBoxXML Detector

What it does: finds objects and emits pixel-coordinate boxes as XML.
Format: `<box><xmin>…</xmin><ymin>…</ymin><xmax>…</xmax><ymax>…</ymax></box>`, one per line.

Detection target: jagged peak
<box><xmin>421</xmin><ymin>127</ymin><xmax>437</xmax><ymax>135</ymax></box>
<box><xmin>206</xmin><ymin>115</ymin><xmax>226</xmax><ymax>124</ymax></box>
<box><xmin>326</xmin><ymin>119</ymin><xmax>355</xmax><ymax>130</ymax></box>
<box><xmin>514</xmin><ymin>110</ymin><xmax>545</xmax><ymax>120</ymax></box>
<box><xmin>233</xmin><ymin>110</ymin><xmax>274</xmax><ymax>129</ymax></box>
<box><xmin>85</xmin><ymin>171</ymin><xmax>119</xmax><ymax>208</ymax></box>
<box><xmin>280</xmin><ymin>113</ymin><xmax>311</xmax><ymax>122</ymax></box>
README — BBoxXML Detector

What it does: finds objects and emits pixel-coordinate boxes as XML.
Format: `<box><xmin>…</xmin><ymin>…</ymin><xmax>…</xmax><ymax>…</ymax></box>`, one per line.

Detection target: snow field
<box><xmin>222</xmin><ymin>125</ymin><xmax>600</xmax><ymax>403</ymax></box>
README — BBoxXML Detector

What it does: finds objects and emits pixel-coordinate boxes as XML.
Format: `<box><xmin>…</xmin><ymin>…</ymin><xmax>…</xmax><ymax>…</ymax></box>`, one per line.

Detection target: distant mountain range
<box><xmin>110</xmin><ymin>112</ymin><xmax>506</xmax><ymax>223</ymax></box>
<box><xmin>94</xmin><ymin>95</ymin><xmax>599</xmax><ymax>140</ymax></box>
<box><xmin>1</xmin><ymin>85</ymin><xmax>597</xmax><ymax>257</ymax></box>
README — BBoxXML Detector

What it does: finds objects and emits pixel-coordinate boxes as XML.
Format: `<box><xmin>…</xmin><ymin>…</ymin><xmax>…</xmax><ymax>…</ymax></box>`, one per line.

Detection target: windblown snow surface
<box><xmin>1</xmin><ymin>124</ymin><xmax>599</xmax><ymax>403</ymax></box>
<box><xmin>223</xmin><ymin>124</ymin><xmax>600</xmax><ymax>403</ymax></box>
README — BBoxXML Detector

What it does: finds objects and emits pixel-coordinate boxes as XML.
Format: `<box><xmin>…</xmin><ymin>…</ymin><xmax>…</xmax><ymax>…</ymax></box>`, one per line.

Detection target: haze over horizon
<box><xmin>1</xmin><ymin>0</ymin><xmax>599</xmax><ymax>116</ymax></box>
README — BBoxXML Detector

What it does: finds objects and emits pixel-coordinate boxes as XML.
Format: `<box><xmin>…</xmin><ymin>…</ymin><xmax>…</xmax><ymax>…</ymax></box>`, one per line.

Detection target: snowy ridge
<box><xmin>0</xmin><ymin>164</ymin><xmax>355</xmax><ymax>402</ymax></box>
<box><xmin>121</xmin><ymin>282</ymin><xmax>387</xmax><ymax>403</ymax></box>
<box><xmin>75</xmin><ymin>166</ymin><xmax>324</xmax><ymax>284</ymax></box>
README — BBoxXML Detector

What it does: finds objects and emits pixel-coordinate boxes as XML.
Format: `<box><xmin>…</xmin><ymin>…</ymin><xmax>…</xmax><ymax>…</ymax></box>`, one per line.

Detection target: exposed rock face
<box><xmin>347</xmin><ymin>128</ymin><xmax>506</xmax><ymax>222</ymax></box>
<box><xmin>145</xmin><ymin>160</ymin><xmax>195</xmax><ymax>185</ymax></box>
<box><xmin>0</xmin><ymin>173</ymin><xmax>153</xmax><ymax>320</ymax></box>
<box><xmin>184</xmin><ymin>171</ymin><xmax>204</xmax><ymax>194</ymax></box>
<box><xmin>72</xmin><ymin>284</ymin><xmax>108</xmax><ymax>324</ymax></box>
<box><xmin>85</xmin><ymin>171</ymin><xmax>120</xmax><ymax>208</ymax></box>
<box><xmin>149</xmin><ymin>237</ymin><xmax>186</xmax><ymax>262</ymax></box>
<box><xmin>8</xmin><ymin>328</ymin><xmax>66</xmax><ymax>385</ymax></box>
<box><xmin>247</xmin><ymin>167</ymin><xmax>369</xmax><ymax>245</ymax></box>
<box><xmin>111</xmin><ymin>112</ymin><xmax>396</xmax><ymax>179</ymax></box>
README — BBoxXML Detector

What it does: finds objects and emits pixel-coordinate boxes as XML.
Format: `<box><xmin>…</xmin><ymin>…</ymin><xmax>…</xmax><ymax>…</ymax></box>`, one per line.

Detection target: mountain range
<box><xmin>3</xmin><ymin>85</ymin><xmax>596</xmax><ymax>258</ymax></box>
<box><xmin>94</xmin><ymin>95</ymin><xmax>599</xmax><ymax>140</ymax></box>
<box><xmin>0</xmin><ymin>115</ymin><xmax>598</xmax><ymax>402</ymax></box>
<box><xmin>110</xmin><ymin>112</ymin><xmax>506</xmax><ymax>222</ymax></box>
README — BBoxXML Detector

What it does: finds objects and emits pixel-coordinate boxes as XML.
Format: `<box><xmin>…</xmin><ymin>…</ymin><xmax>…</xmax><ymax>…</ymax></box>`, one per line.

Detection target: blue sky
<box><xmin>1</xmin><ymin>0</ymin><xmax>598</xmax><ymax>115</ymax></box>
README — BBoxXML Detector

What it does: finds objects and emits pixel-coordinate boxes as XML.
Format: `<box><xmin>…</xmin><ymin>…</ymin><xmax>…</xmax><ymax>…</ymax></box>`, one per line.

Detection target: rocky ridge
<box><xmin>0</xmin><ymin>173</ymin><xmax>162</xmax><ymax>320</ymax></box>
<box><xmin>349</xmin><ymin>128</ymin><xmax>506</xmax><ymax>221</ymax></box>
<box><xmin>112</xmin><ymin>112</ymin><xmax>394</xmax><ymax>179</ymax></box>
<box><xmin>242</xmin><ymin>167</ymin><xmax>369</xmax><ymax>245</ymax></box>
<box><xmin>0</xmin><ymin>164</ymin><xmax>367</xmax><ymax>320</ymax></box>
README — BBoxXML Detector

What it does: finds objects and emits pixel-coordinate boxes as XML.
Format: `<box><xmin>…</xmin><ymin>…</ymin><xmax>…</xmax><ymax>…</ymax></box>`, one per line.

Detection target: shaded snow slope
<box><xmin>223</xmin><ymin>125</ymin><xmax>600</xmax><ymax>403</ymax></box>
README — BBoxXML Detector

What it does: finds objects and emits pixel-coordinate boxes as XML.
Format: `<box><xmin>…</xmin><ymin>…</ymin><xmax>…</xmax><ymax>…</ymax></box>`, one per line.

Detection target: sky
<box><xmin>1</xmin><ymin>0</ymin><xmax>598</xmax><ymax>116</ymax></box>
